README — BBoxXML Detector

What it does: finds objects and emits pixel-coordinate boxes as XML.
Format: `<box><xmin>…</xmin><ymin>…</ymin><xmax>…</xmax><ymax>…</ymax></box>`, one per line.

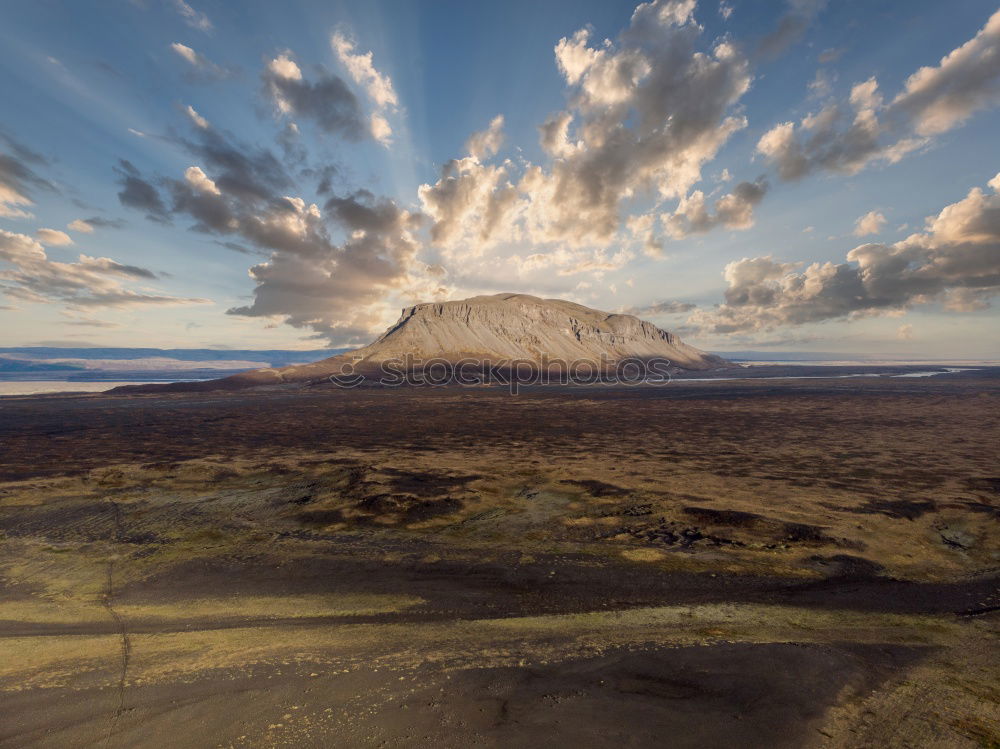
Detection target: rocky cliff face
<box><xmin>113</xmin><ymin>293</ymin><xmax>727</xmax><ymax>392</ymax></box>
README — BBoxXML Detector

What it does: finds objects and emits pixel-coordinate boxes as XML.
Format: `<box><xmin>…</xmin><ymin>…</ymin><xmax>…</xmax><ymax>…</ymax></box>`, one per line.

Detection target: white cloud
<box><xmin>853</xmin><ymin>210</ymin><xmax>886</xmax><ymax>236</ymax></box>
<box><xmin>0</xmin><ymin>135</ymin><xmax>54</xmax><ymax>219</ymax></box>
<box><xmin>262</xmin><ymin>53</ymin><xmax>369</xmax><ymax>141</ymax></box>
<box><xmin>690</xmin><ymin>172</ymin><xmax>1000</xmax><ymax>333</ymax></box>
<box><xmin>35</xmin><ymin>228</ymin><xmax>74</xmax><ymax>246</ymax></box>
<box><xmin>173</xmin><ymin>0</ymin><xmax>212</xmax><ymax>32</ymax></box>
<box><xmin>184</xmin><ymin>165</ymin><xmax>220</xmax><ymax>195</ymax></box>
<box><xmin>0</xmin><ymin>185</ymin><xmax>33</xmax><ymax>218</ymax></box>
<box><xmin>892</xmin><ymin>10</ymin><xmax>1000</xmax><ymax>136</ymax></box>
<box><xmin>758</xmin><ymin>10</ymin><xmax>1000</xmax><ymax>180</ymax></box>
<box><xmin>330</xmin><ymin>33</ymin><xmax>398</xmax><ymax>145</ymax></box>
<box><xmin>185</xmin><ymin>105</ymin><xmax>210</xmax><ymax>129</ymax></box>
<box><xmin>370</xmin><ymin>113</ymin><xmax>392</xmax><ymax>145</ymax></box>
<box><xmin>0</xmin><ymin>229</ymin><xmax>208</xmax><ymax>309</ymax></box>
<box><xmin>331</xmin><ymin>33</ymin><xmax>398</xmax><ymax>110</ymax></box>
<box><xmin>664</xmin><ymin>179</ymin><xmax>768</xmax><ymax>238</ymax></box>
<box><xmin>170</xmin><ymin>42</ymin><xmax>199</xmax><ymax>66</ymax></box>
<box><xmin>169</xmin><ymin>42</ymin><xmax>231</xmax><ymax>80</ymax></box>
<box><xmin>897</xmin><ymin>323</ymin><xmax>913</xmax><ymax>340</ymax></box>
<box><xmin>466</xmin><ymin>115</ymin><xmax>505</xmax><ymax>161</ymax></box>
<box><xmin>420</xmin><ymin>0</ymin><xmax>752</xmax><ymax>253</ymax></box>
<box><xmin>267</xmin><ymin>54</ymin><xmax>301</xmax><ymax>83</ymax></box>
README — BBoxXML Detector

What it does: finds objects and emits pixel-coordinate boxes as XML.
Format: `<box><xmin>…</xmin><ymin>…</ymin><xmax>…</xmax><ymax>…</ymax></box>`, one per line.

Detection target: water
<box><xmin>673</xmin><ymin>368</ymin><xmax>979</xmax><ymax>383</ymax></box>
<box><xmin>0</xmin><ymin>381</ymin><xmax>167</xmax><ymax>396</ymax></box>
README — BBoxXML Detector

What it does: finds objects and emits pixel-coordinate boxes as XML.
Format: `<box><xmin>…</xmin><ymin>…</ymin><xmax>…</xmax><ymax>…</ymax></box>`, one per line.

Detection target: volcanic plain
<box><xmin>0</xmin><ymin>370</ymin><xmax>998</xmax><ymax>747</ymax></box>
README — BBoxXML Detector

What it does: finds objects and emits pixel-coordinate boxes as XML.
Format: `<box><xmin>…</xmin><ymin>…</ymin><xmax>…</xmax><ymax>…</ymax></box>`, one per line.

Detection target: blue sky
<box><xmin>1</xmin><ymin>0</ymin><xmax>998</xmax><ymax>356</ymax></box>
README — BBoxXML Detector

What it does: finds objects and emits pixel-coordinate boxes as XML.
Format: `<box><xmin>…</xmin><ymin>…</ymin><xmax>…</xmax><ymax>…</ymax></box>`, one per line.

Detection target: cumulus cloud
<box><xmin>853</xmin><ymin>209</ymin><xmax>886</xmax><ymax>236</ymax></box>
<box><xmin>420</xmin><ymin>0</ymin><xmax>752</xmax><ymax>251</ymax></box>
<box><xmin>690</xmin><ymin>172</ymin><xmax>1000</xmax><ymax>333</ymax></box>
<box><xmin>172</xmin><ymin>0</ymin><xmax>211</xmax><ymax>32</ymax></box>
<box><xmin>36</xmin><ymin>228</ymin><xmax>74</xmax><ymax>246</ymax></box>
<box><xmin>0</xmin><ymin>133</ymin><xmax>56</xmax><ymax>219</ymax></box>
<box><xmin>67</xmin><ymin>219</ymin><xmax>93</xmax><ymax>233</ymax></box>
<box><xmin>664</xmin><ymin>178</ymin><xmax>768</xmax><ymax>238</ymax></box>
<box><xmin>466</xmin><ymin>115</ymin><xmax>505</xmax><ymax>161</ymax></box>
<box><xmin>330</xmin><ymin>33</ymin><xmax>398</xmax><ymax>110</ymax></box>
<box><xmin>891</xmin><ymin>10</ymin><xmax>1000</xmax><ymax>136</ymax></box>
<box><xmin>0</xmin><ymin>229</ymin><xmax>205</xmax><ymax>309</ymax></box>
<box><xmin>757</xmin><ymin>10</ymin><xmax>1000</xmax><ymax>180</ymax></box>
<box><xmin>262</xmin><ymin>53</ymin><xmax>369</xmax><ymax>141</ymax></box>
<box><xmin>330</xmin><ymin>33</ymin><xmax>399</xmax><ymax>145</ymax></box>
<box><xmin>417</xmin><ymin>124</ymin><xmax>522</xmax><ymax>254</ymax></box>
<box><xmin>113</xmin><ymin>126</ymin><xmax>427</xmax><ymax>344</ymax></box>
<box><xmin>897</xmin><ymin>323</ymin><xmax>913</xmax><ymax>340</ymax></box>
<box><xmin>227</xmin><ymin>189</ymin><xmax>425</xmax><ymax>343</ymax></box>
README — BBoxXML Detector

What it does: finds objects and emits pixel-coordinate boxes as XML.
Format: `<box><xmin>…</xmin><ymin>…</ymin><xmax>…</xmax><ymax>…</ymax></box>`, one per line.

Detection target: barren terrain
<box><xmin>0</xmin><ymin>371</ymin><xmax>998</xmax><ymax>747</ymax></box>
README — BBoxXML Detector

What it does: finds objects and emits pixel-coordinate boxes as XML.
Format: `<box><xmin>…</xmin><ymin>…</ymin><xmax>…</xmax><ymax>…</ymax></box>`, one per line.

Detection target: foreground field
<box><xmin>0</xmin><ymin>373</ymin><xmax>997</xmax><ymax>747</ymax></box>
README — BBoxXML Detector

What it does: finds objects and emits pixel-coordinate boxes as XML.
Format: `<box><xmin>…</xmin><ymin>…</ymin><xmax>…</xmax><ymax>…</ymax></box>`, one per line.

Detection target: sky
<box><xmin>1</xmin><ymin>0</ymin><xmax>999</xmax><ymax>357</ymax></box>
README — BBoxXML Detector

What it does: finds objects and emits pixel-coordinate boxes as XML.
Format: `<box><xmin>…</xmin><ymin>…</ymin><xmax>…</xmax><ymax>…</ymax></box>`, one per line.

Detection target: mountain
<box><xmin>113</xmin><ymin>294</ymin><xmax>728</xmax><ymax>393</ymax></box>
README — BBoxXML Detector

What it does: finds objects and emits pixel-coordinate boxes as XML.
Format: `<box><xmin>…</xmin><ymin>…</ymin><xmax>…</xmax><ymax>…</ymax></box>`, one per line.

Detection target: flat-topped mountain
<box><xmin>114</xmin><ymin>294</ymin><xmax>727</xmax><ymax>392</ymax></box>
<box><xmin>361</xmin><ymin>293</ymin><xmax>723</xmax><ymax>367</ymax></box>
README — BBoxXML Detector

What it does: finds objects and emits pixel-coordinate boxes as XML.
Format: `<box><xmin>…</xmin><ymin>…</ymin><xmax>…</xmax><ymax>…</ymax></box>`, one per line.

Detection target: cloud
<box><xmin>757</xmin><ymin>10</ymin><xmax>1000</xmax><ymax>180</ymax></box>
<box><xmin>664</xmin><ymin>178</ymin><xmax>768</xmax><ymax>238</ymax></box>
<box><xmin>690</xmin><ymin>172</ymin><xmax>1000</xmax><ymax>333</ymax></box>
<box><xmin>226</xmin><ymin>189</ymin><xmax>425</xmax><ymax>344</ymax></box>
<box><xmin>466</xmin><ymin>115</ymin><xmax>505</xmax><ymax>161</ymax></box>
<box><xmin>262</xmin><ymin>54</ymin><xmax>369</xmax><ymax>141</ymax></box>
<box><xmin>511</xmin><ymin>246</ymin><xmax>634</xmax><ymax>277</ymax></box>
<box><xmin>420</xmin><ymin>0</ymin><xmax>752</xmax><ymax>251</ymax></box>
<box><xmin>169</xmin><ymin>42</ymin><xmax>232</xmax><ymax>81</ymax></box>
<box><xmin>757</xmin><ymin>0</ymin><xmax>826</xmax><ymax>60</ymax></box>
<box><xmin>172</xmin><ymin>0</ymin><xmax>211</xmax><ymax>32</ymax></box>
<box><xmin>818</xmin><ymin>47</ymin><xmax>845</xmax><ymax>64</ymax></box>
<box><xmin>718</xmin><ymin>2</ymin><xmax>733</xmax><ymax>21</ymax></box>
<box><xmin>114</xmin><ymin>159</ymin><xmax>171</xmax><ymax>223</ymax></box>
<box><xmin>113</xmin><ymin>125</ymin><xmax>427</xmax><ymax>344</ymax></box>
<box><xmin>0</xmin><ymin>133</ymin><xmax>57</xmax><ymax>219</ymax></box>
<box><xmin>853</xmin><ymin>209</ymin><xmax>886</xmax><ymax>236</ymax></box>
<box><xmin>0</xmin><ymin>229</ymin><xmax>205</xmax><ymax>309</ymax></box>
<box><xmin>73</xmin><ymin>216</ymin><xmax>125</xmax><ymax>231</ymax></box>
<box><xmin>807</xmin><ymin>68</ymin><xmax>835</xmax><ymax>99</ymax></box>
<box><xmin>629</xmin><ymin>300</ymin><xmax>697</xmax><ymax>316</ymax></box>
<box><xmin>897</xmin><ymin>323</ymin><xmax>913</xmax><ymax>341</ymax></box>
<box><xmin>330</xmin><ymin>33</ymin><xmax>398</xmax><ymax>110</ymax></box>
<box><xmin>183</xmin><ymin>165</ymin><xmax>220</xmax><ymax>195</ymax></box>
<box><xmin>36</xmin><ymin>228</ymin><xmax>74</xmax><ymax>246</ymax></box>
<box><xmin>185</xmin><ymin>105</ymin><xmax>210</xmax><ymax>129</ymax></box>
<box><xmin>418</xmin><ymin>154</ymin><xmax>521</xmax><ymax>253</ymax></box>
<box><xmin>328</xmin><ymin>33</ymin><xmax>399</xmax><ymax>145</ymax></box>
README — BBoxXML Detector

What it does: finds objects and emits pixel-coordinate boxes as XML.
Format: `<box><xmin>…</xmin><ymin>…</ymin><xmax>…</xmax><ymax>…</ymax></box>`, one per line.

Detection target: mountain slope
<box><xmin>113</xmin><ymin>294</ymin><xmax>727</xmax><ymax>392</ymax></box>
